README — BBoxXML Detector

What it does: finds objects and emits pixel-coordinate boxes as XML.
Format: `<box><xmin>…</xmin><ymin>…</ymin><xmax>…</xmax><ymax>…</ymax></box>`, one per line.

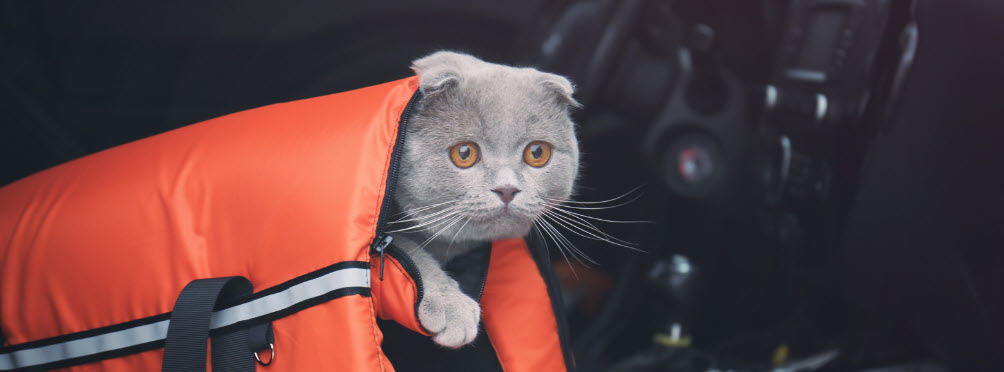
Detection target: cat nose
<box><xmin>491</xmin><ymin>186</ymin><xmax>521</xmax><ymax>204</ymax></box>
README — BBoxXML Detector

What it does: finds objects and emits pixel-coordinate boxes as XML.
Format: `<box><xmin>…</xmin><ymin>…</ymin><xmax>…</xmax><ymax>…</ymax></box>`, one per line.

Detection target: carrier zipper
<box><xmin>370</xmin><ymin>89</ymin><xmax>422</xmax><ymax>280</ymax></box>
<box><xmin>372</xmin><ymin>234</ymin><xmax>393</xmax><ymax>280</ymax></box>
<box><xmin>382</xmin><ymin>242</ymin><xmax>428</xmax><ymax>333</ymax></box>
<box><xmin>475</xmin><ymin>244</ymin><xmax>491</xmax><ymax>302</ymax></box>
<box><xmin>384</xmin><ymin>244</ymin><xmax>424</xmax><ymax>300</ymax></box>
<box><xmin>372</xmin><ymin>235</ymin><xmax>429</xmax><ymax>321</ymax></box>
<box><xmin>475</xmin><ymin>267</ymin><xmax>489</xmax><ymax>302</ymax></box>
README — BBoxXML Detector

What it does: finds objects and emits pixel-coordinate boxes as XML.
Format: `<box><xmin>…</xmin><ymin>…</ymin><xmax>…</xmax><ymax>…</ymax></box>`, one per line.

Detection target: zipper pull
<box><xmin>372</xmin><ymin>234</ymin><xmax>393</xmax><ymax>281</ymax></box>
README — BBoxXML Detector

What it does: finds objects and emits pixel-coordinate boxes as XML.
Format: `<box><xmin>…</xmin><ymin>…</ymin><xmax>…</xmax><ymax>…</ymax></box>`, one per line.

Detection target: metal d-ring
<box><xmin>254</xmin><ymin>343</ymin><xmax>274</xmax><ymax>367</ymax></box>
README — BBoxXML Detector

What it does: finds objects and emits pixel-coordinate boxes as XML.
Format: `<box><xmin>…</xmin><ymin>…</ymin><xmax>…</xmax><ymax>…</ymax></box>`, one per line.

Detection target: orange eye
<box><xmin>450</xmin><ymin>142</ymin><xmax>480</xmax><ymax>168</ymax></box>
<box><xmin>523</xmin><ymin>141</ymin><xmax>552</xmax><ymax>167</ymax></box>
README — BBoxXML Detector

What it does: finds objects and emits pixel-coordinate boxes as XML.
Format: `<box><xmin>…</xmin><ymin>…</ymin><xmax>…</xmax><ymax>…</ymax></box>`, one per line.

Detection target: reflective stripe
<box><xmin>211</xmin><ymin>268</ymin><xmax>370</xmax><ymax>329</ymax></box>
<box><xmin>0</xmin><ymin>320</ymin><xmax>169</xmax><ymax>370</ymax></box>
<box><xmin>0</xmin><ymin>265</ymin><xmax>370</xmax><ymax>370</ymax></box>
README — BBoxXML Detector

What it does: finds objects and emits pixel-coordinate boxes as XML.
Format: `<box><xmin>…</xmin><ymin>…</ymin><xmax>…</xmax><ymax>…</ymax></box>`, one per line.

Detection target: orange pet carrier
<box><xmin>0</xmin><ymin>77</ymin><xmax>573</xmax><ymax>371</ymax></box>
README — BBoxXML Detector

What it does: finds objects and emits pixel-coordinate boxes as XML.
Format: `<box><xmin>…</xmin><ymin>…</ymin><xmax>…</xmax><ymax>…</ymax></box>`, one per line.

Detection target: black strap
<box><xmin>162</xmin><ymin>276</ymin><xmax>257</xmax><ymax>372</ymax></box>
<box><xmin>247</xmin><ymin>323</ymin><xmax>274</xmax><ymax>353</ymax></box>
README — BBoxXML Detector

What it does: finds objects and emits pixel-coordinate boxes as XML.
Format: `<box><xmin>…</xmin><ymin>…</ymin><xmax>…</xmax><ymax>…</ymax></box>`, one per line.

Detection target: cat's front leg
<box><xmin>418</xmin><ymin>273</ymin><xmax>481</xmax><ymax>348</ymax></box>
<box><xmin>392</xmin><ymin>235</ymin><xmax>481</xmax><ymax>348</ymax></box>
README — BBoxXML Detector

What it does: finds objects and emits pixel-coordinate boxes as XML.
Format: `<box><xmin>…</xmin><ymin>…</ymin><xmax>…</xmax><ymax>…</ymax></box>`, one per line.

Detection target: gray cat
<box><xmin>389</xmin><ymin>51</ymin><xmax>581</xmax><ymax>348</ymax></box>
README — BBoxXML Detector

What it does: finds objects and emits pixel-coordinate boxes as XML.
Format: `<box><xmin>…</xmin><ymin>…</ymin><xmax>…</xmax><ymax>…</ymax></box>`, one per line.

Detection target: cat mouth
<box><xmin>487</xmin><ymin>208</ymin><xmax>515</xmax><ymax>220</ymax></box>
<box><xmin>464</xmin><ymin>202</ymin><xmax>539</xmax><ymax>222</ymax></box>
<box><xmin>500</xmin><ymin>203</ymin><xmax>535</xmax><ymax>217</ymax></box>
<box><xmin>467</xmin><ymin>206</ymin><xmax>532</xmax><ymax>222</ymax></box>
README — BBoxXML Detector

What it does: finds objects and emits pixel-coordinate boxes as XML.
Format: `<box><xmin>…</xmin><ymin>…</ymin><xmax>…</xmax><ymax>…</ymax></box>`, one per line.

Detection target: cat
<box><xmin>389</xmin><ymin>51</ymin><xmax>581</xmax><ymax>348</ymax></box>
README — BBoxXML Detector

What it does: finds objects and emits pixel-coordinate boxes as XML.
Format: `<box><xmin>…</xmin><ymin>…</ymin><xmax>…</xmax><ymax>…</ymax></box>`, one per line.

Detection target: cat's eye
<box><xmin>450</xmin><ymin>142</ymin><xmax>480</xmax><ymax>168</ymax></box>
<box><xmin>523</xmin><ymin>141</ymin><xmax>552</xmax><ymax>167</ymax></box>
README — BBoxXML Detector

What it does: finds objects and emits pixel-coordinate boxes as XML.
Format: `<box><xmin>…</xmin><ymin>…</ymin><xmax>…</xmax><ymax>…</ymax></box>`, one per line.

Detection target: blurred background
<box><xmin>2</xmin><ymin>1</ymin><xmax>1002</xmax><ymax>371</ymax></box>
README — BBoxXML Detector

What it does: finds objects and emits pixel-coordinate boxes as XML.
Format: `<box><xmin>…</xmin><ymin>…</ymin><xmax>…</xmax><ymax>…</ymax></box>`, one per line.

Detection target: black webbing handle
<box><xmin>247</xmin><ymin>323</ymin><xmax>274</xmax><ymax>352</ymax></box>
<box><xmin>162</xmin><ymin>276</ymin><xmax>263</xmax><ymax>372</ymax></box>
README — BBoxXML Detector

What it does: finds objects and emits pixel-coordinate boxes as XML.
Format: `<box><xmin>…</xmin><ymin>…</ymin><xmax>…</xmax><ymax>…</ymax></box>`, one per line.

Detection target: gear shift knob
<box><xmin>649</xmin><ymin>255</ymin><xmax>700</xmax><ymax>305</ymax></box>
<box><xmin>648</xmin><ymin>254</ymin><xmax>702</xmax><ymax>346</ymax></box>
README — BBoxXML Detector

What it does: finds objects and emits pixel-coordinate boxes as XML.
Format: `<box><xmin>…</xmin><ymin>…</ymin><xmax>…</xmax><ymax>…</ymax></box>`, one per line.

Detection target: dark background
<box><xmin>0</xmin><ymin>1</ymin><xmax>539</xmax><ymax>186</ymax></box>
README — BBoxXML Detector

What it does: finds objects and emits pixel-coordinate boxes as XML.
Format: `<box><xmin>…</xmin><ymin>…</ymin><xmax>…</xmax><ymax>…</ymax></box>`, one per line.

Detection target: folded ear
<box><xmin>411</xmin><ymin>51</ymin><xmax>479</xmax><ymax>96</ymax></box>
<box><xmin>537</xmin><ymin>72</ymin><xmax>582</xmax><ymax>109</ymax></box>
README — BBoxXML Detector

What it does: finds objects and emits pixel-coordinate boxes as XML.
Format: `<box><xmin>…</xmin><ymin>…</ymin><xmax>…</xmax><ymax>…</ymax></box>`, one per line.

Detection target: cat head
<box><xmin>395</xmin><ymin>51</ymin><xmax>580</xmax><ymax>245</ymax></box>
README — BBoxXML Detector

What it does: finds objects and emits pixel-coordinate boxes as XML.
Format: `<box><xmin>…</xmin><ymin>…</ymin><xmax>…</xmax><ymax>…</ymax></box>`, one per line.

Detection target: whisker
<box><xmin>545</xmin><ymin>208</ymin><xmax>638</xmax><ymax>246</ymax></box>
<box><xmin>544</xmin><ymin>185</ymin><xmax>645</xmax><ymax>205</ymax></box>
<box><xmin>544</xmin><ymin>210</ymin><xmax>628</xmax><ymax>245</ymax></box>
<box><xmin>412</xmin><ymin>215</ymin><xmax>465</xmax><ymax>253</ymax></box>
<box><xmin>392</xmin><ymin>199</ymin><xmax>458</xmax><ymax>218</ymax></box>
<box><xmin>538</xmin><ymin>217</ymin><xmax>598</xmax><ymax>266</ymax></box>
<box><xmin>534</xmin><ymin>219</ymin><xmax>579</xmax><ymax>279</ymax></box>
<box><xmin>389</xmin><ymin>205</ymin><xmax>460</xmax><ymax>224</ymax></box>
<box><xmin>533</xmin><ymin>223</ymin><xmax>549</xmax><ymax>255</ymax></box>
<box><xmin>544</xmin><ymin>210</ymin><xmax>645</xmax><ymax>253</ymax></box>
<box><xmin>446</xmin><ymin>216</ymin><xmax>472</xmax><ymax>258</ymax></box>
<box><xmin>549</xmin><ymin>205</ymin><xmax>655</xmax><ymax>224</ymax></box>
<box><xmin>543</xmin><ymin>193</ymin><xmax>643</xmax><ymax>210</ymax></box>
<box><xmin>533</xmin><ymin>221</ymin><xmax>565</xmax><ymax>277</ymax></box>
<box><xmin>386</xmin><ymin>210</ymin><xmax>460</xmax><ymax>233</ymax></box>
<box><xmin>537</xmin><ymin>217</ymin><xmax>593</xmax><ymax>265</ymax></box>
<box><xmin>404</xmin><ymin>216</ymin><xmax>465</xmax><ymax>234</ymax></box>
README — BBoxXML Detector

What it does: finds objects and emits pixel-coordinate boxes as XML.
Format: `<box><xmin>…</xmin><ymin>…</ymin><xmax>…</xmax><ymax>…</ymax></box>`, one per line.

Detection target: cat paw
<box><xmin>418</xmin><ymin>288</ymin><xmax>481</xmax><ymax>348</ymax></box>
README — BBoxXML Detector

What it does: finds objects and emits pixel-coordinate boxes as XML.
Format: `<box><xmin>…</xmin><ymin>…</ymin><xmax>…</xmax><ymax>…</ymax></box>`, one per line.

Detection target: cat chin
<box><xmin>472</xmin><ymin>220</ymin><xmax>534</xmax><ymax>241</ymax></box>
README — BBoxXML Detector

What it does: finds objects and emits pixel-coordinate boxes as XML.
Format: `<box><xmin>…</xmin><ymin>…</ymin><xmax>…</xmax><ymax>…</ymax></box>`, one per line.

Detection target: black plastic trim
<box><xmin>527</xmin><ymin>228</ymin><xmax>577</xmax><ymax>372</ymax></box>
<box><xmin>473</xmin><ymin>243</ymin><xmax>492</xmax><ymax>302</ymax></box>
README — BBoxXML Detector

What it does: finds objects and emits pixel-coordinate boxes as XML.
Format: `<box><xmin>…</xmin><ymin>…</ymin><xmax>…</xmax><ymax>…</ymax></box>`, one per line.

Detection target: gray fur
<box><xmin>390</xmin><ymin>51</ymin><xmax>580</xmax><ymax>348</ymax></box>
